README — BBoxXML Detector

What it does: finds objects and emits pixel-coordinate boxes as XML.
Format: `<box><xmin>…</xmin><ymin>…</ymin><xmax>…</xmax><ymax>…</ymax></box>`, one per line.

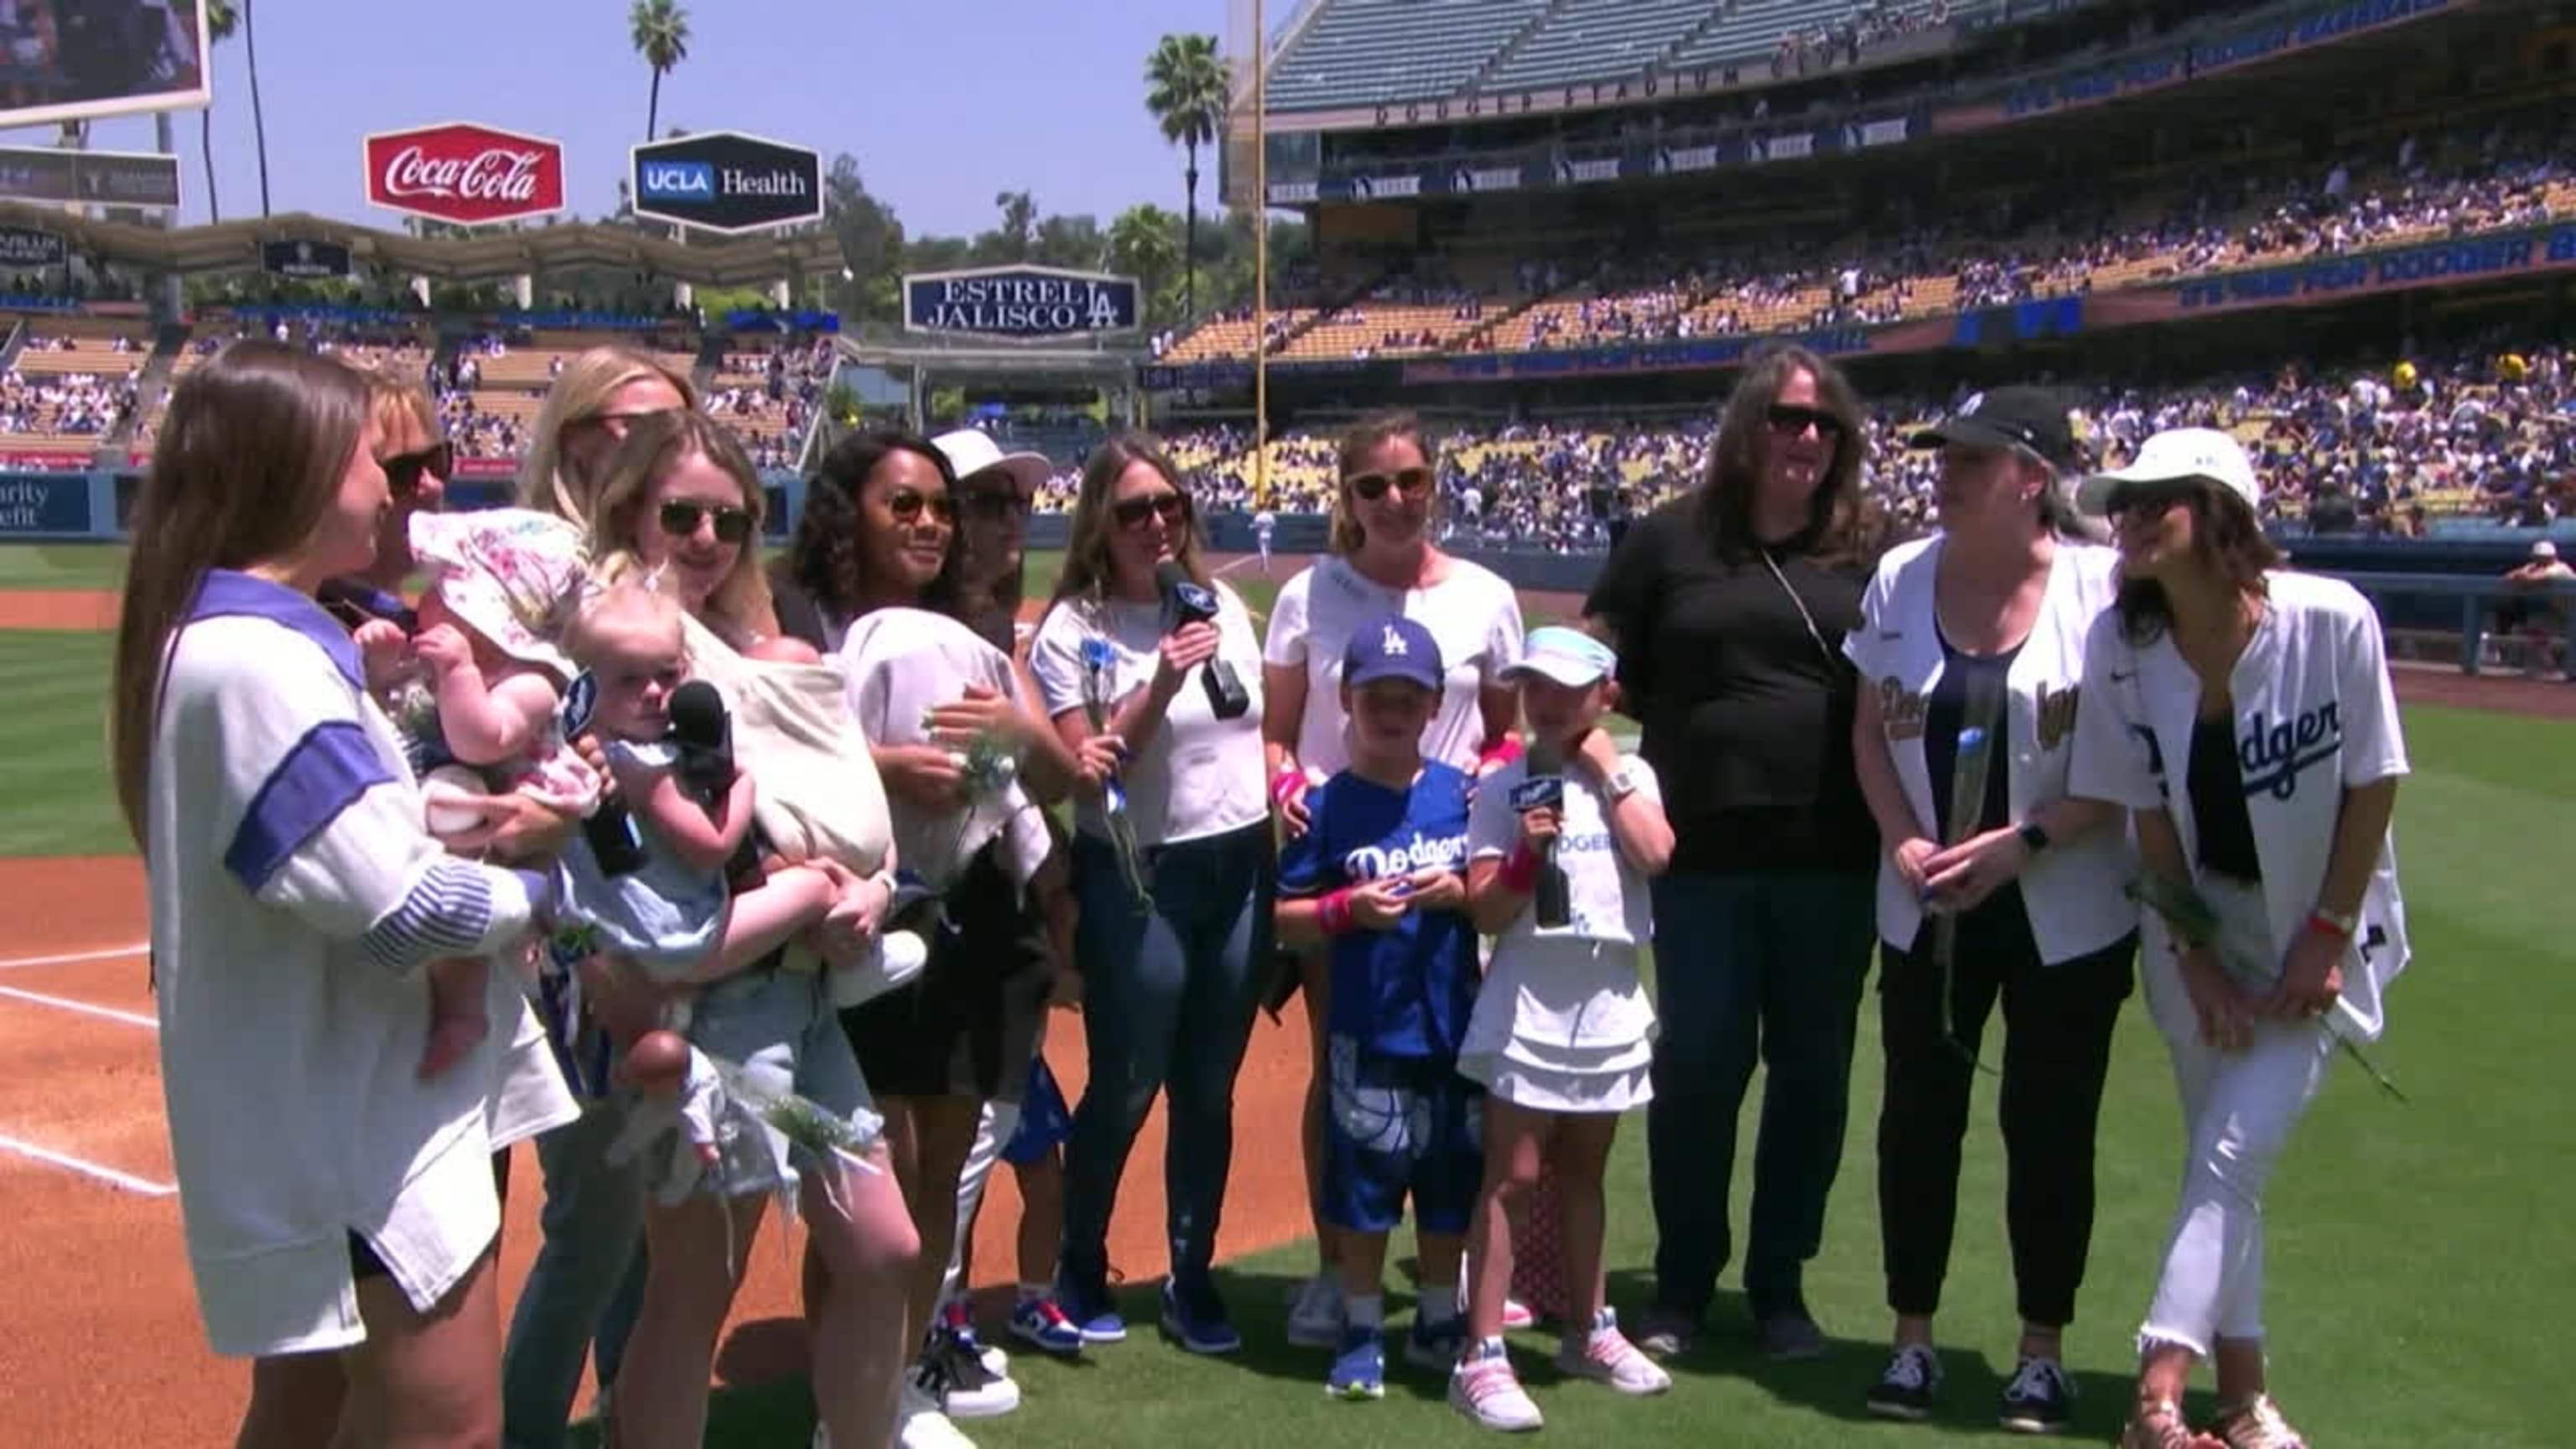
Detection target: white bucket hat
<box><xmin>931</xmin><ymin>428</ymin><xmax>1052</xmax><ymax>496</ymax></box>
<box><xmin>2075</xmin><ymin>427</ymin><xmax>2262</xmax><ymax>517</ymax></box>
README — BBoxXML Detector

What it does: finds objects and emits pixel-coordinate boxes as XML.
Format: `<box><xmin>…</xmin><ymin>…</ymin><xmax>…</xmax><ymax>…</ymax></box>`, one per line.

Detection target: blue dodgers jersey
<box><xmin>1278</xmin><ymin>761</ymin><xmax>1478</xmax><ymax>1059</ymax></box>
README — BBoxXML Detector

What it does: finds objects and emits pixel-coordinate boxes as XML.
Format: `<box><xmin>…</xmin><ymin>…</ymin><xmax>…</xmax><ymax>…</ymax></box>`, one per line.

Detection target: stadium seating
<box><xmin>1265</xmin><ymin>0</ymin><xmax>1551</xmax><ymax>112</ymax></box>
<box><xmin>1481</xmin><ymin>0</ymin><xmax>1729</xmax><ymax>95</ymax></box>
<box><xmin>0</xmin><ymin>316</ymin><xmax>145</xmax><ymax>460</ymax></box>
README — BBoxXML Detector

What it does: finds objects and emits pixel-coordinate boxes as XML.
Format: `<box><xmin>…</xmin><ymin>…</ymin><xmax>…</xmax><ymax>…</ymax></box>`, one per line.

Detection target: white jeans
<box><xmin>938</xmin><ymin>1098</ymin><xmax>1022</xmax><ymax>1311</ymax></box>
<box><xmin>2137</xmin><ymin>875</ymin><xmax>2334</xmax><ymax>1357</ymax></box>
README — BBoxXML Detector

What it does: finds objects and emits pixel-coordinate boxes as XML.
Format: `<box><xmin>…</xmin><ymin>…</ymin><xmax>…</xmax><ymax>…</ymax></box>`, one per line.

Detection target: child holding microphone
<box><xmin>1452</xmin><ymin>626</ymin><xmax>1676</xmax><ymax>1431</ymax></box>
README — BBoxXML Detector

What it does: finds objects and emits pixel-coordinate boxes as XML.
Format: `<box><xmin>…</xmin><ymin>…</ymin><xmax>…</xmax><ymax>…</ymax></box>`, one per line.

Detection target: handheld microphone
<box><xmin>1511</xmin><ymin>741</ymin><xmax>1573</xmax><ymax>930</ymax></box>
<box><xmin>666</xmin><ymin>679</ymin><xmax>766</xmax><ymax>891</ymax></box>
<box><xmin>559</xmin><ymin>669</ymin><xmax>646</xmax><ymax>878</ymax></box>
<box><xmin>1156</xmin><ymin>560</ymin><xmax>1251</xmax><ymax>720</ymax></box>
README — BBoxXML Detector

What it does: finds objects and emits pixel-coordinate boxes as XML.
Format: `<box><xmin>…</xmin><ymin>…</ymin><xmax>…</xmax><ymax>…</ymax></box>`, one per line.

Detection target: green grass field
<box><xmin>0</xmin><ymin>548</ymin><xmax>2563</xmax><ymax>1445</ymax></box>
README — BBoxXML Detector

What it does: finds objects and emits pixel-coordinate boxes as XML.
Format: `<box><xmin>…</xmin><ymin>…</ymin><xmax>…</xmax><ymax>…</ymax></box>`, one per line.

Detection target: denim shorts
<box><xmin>679</xmin><ymin>961</ymin><xmax>882</xmax><ymax>1201</ymax></box>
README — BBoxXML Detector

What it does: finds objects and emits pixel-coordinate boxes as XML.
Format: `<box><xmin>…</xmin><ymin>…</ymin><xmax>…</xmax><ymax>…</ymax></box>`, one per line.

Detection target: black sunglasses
<box><xmin>2110</xmin><ymin>483</ymin><xmax>2199</xmax><ymax>520</ymax></box>
<box><xmin>886</xmin><ymin>488</ymin><xmax>958</xmax><ymax>527</ymax></box>
<box><xmin>382</xmin><ymin>442</ymin><xmax>453</xmax><ymax>499</ymax></box>
<box><xmin>1348</xmin><ymin>465</ymin><xmax>1434</xmax><ymax>501</ymax></box>
<box><xmin>962</xmin><ymin>488</ymin><xmax>1030</xmax><ymax>522</ymax></box>
<box><xmin>1766</xmin><ymin>404</ymin><xmax>1848</xmax><ymax>439</ymax></box>
<box><xmin>657</xmin><ymin>499</ymin><xmax>756</xmax><ymax>545</ymax></box>
<box><xmin>1112</xmin><ymin>491</ymin><xmax>1190</xmax><ymax>528</ymax></box>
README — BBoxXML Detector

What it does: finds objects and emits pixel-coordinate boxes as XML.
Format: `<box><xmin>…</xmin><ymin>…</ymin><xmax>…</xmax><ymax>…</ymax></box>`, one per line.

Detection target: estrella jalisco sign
<box><xmin>902</xmin><ymin>266</ymin><xmax>1140</xmax><ymax>344</ymax></box>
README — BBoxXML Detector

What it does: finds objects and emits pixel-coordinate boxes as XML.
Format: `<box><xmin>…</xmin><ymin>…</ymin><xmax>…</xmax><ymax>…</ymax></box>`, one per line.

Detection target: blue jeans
<box><xmin>1645</xmin><ymin>868</ymin><xmax>1875</xmax><ymax>1322</ymax></box>
<box><xmin>501</xmin><ymin>1098</ymin><xmax>648</xmax><ymax>1448</ymax></box>
<box><xmin>1059</xmin><ymin>821</ymin><xmax>1273</xmax><ymax>1294</ymax></box>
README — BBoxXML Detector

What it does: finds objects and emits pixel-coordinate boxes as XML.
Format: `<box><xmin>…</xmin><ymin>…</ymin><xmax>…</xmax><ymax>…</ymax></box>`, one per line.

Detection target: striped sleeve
<box><xmin>361</xmin><ymin>860</ymin><xmax>548</xmax><ymax>976</ymax></box>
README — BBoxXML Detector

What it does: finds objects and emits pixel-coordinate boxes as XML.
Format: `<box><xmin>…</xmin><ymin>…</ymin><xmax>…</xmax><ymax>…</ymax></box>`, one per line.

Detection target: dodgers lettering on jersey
<box><xmin>2238</xmin><ymin>703</ymin><xmax>2341</xmax><ymax>801</ymax></box>
<box><xmin>1280</xmin><ymin>762</ymin><xmax>1478</xmax><ymax>1060</ymax></box>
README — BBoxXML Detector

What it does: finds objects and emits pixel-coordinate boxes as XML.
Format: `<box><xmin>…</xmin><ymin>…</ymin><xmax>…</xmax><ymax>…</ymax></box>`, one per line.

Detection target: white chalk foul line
<box><xmin>0</xmin><ymin>943</ymin><xmax>148</xmax><ymax>973</ymax></box>
<box><xmin>0</xmin><ymin>1131</ymin><xmax>176</xmax><ymax>1197</ymax></box>
<box><xmin>0</xmin><ymin>982</ymin><xmax>157</xmax><ymax>1029</ymax></box>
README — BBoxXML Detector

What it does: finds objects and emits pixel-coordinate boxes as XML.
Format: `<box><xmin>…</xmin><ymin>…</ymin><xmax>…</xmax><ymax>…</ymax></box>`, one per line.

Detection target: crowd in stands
<box><xmin>1172</xmin><ymin>111</ymin><xmax>2576</xmax><ymax>366</ymax></box>
<box><xmin>1073</xmin><ymin>343</ymin><xmax>2571</xmax><ymax>553</ymax></box>
<box><xmin>0</xmin><ymin>363</ymin><xmax>139</xmax><ymax>440</ymax></box>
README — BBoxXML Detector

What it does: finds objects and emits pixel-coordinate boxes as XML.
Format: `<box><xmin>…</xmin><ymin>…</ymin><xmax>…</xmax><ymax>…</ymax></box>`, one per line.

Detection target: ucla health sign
<box><xmin>903</xmin><ymin>267</ymin><xmax>1140</xmax><ymax>344</ymax></box>
<box><xmin>631</xmin><ymin>131</ymin><xmax>822</xmax><ymax>235</ymax></box>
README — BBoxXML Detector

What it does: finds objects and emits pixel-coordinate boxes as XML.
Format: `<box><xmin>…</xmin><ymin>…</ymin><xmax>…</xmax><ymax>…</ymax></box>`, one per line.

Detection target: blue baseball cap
<box><xmin>1501</xmin><ymin>626</ymin><xmax>1618</xmax><ymax>688</ymax></box>
<box><xmin>1343</xmin><ymin>613</ymin><xmax>1444</xmax><ymax>692</ymax></box>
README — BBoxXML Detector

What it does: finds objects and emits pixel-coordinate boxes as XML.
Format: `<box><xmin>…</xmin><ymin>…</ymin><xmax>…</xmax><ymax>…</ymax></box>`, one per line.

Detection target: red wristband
<box><xmin>1499</xmin><ymin>845</ymin><xmax>1540</xmax><ymax>895</ymax></box>
<box><xmin>1478</xmin><ymin>738</ymin><xmax>1524</xmax><ymax>773</ymax></box>
<box><xmin>1318</xmin><ymin>888</ymin><xmax>1356</xmax><ymax>936</ymax></box>
<box><xmin>2304</xmin><ymin>911</ymin><xmax>2354</xmax><ymax>941</ymax></box>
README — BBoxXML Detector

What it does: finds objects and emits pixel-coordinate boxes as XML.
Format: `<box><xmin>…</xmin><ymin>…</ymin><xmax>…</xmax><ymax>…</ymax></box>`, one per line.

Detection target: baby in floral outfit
<box><xmin>356</xmin><ymin>507</ymin><xmax>600</xmax><ymax>1078</ymax></box>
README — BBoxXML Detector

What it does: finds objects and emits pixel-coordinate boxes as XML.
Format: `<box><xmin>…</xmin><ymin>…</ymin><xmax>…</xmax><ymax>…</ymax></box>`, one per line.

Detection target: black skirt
<box><xmin>840</xmin><ymin>845</ymin><xmax>1052</xmax><ymax>1104</ymax></box>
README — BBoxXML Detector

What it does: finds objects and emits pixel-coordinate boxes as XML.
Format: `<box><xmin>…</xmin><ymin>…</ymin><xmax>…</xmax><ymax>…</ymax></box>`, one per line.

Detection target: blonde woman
<box><xmin>500</xmin><ymin>344</ymin><xmax>702</xmax><ymax>1449</ymax></box>
<box><xmin>1262</xmin><ymin>410</ymin><xmax>1527</xmax><ymax>1348</ymax></box>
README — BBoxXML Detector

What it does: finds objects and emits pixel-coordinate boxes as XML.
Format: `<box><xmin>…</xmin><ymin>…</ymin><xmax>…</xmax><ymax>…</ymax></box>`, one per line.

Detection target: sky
<box><xmin>0</xmin><ymin>0</ymin><xmax>1241</xmax><ymax>238</ymax></box>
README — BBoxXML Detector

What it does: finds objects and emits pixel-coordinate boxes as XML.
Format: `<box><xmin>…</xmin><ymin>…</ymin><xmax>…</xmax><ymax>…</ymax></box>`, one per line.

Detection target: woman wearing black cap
<box><xmin>1846</xmin><ymin>387</ymin><xmax>2139</xmax><ymax>1434</ymax></box>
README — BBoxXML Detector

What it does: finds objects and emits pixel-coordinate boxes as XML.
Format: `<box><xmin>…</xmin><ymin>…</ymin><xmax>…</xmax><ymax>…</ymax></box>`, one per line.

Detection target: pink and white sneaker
<box><xmin>1554</xmin><ymin>1309</ymin><xmax>1673</xmax><ymax>1395</ymax></box>
<box><xmin>1449</xmin><ymin>1338</ymin><xmax>1544</xmax><ymax>1432</ymax></box>
<box><xmin>1500</xmin><ymin>1297</ymin><xmax>1538</xmax><ymax>1332</ymax></box>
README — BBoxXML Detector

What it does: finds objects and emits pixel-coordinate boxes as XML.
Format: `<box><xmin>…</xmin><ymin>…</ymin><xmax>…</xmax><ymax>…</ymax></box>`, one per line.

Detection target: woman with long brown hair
<box><xmin>1261</xmin><ymin>409</ymin><xmax>1526</xmax><ymax>1350</ymax></box>
<box><xmin>1028</xmin><ymin>432</ymin><xmax>1274</xmax><ymax>1352</ymax></box>
<box><xmin>112</xmin><ymin>340</ymin><xmax>574</xmax><ymax>1446</ymax></box>
<box><xmin>1585</xmin><ymin>342</ymin><xmax>1883</xmax><ymax>1363</ymax></box>
<box><xmin>2067</xmin><ymin>430</ymin><xmax>2408</xmax><ymax>1449</ymax></box>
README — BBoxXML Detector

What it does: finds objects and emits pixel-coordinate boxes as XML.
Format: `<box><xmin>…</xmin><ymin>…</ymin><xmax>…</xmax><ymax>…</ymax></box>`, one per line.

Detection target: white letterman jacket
<box><xmin>2066</xmin><ymin>570</ymin><xmax>2411</xmax><ymax>1043</ymax></box>
<box><xmin>1845</xmin><ymin>537</ymin><xmax>2137</xmax><ymax>963</ymax></box>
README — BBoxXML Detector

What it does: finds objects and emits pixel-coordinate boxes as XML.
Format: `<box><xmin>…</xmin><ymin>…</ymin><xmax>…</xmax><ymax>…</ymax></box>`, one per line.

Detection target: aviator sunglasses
<box><xmin>657</xmin><ymin>499</ymin><xmax>756</xmax><ymax>545</ymax></box>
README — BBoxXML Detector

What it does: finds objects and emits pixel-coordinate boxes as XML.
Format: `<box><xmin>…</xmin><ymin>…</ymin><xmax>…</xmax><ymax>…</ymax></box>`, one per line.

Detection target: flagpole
<box><xmin>1251</xmin><ymin>0</ymin><xmax>1270</xmax><ymax>511</ymax></box>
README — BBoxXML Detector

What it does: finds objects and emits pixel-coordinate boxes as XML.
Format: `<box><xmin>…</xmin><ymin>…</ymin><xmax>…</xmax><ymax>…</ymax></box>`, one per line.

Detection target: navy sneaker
<box><xmin>1161</xmin><ymin>1279</ymin><xmax>1243</xmax><ymax>1356</ymax></box>
<box><xmin>1405</xmin><ymin>1313</ymin><xmax>1467</xmax><ymax>1372</ymax></box>
<box><xmin>1057</xmin><ymin>1276</ymin><xmax>1128</xmax><ymax>1344</ymax></box>
<box><xmin>1327</xmin><ymin>1324</ymin><xmax>1387</xmax><ymax>1400</ymax></box>
<box><xmin>1008</xmin><ymin>1295</ymin><xmax>1086</xmax><ymax>1356</ymax></box>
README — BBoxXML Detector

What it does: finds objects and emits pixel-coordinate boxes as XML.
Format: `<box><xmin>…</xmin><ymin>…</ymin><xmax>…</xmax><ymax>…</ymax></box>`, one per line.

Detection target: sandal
<box><xmin>2215</xmin><ymin>1394</ymin><xmax>2309</xmax><ymax>1449</ymax></box>
<box><xmin>2122</xmin><ymin>1399</ymin><xmax>2219</xmax><ymax>1449</ymax></box>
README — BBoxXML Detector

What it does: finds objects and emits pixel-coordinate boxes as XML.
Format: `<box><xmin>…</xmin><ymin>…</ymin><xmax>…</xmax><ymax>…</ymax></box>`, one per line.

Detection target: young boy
<box><xmin>1278</xmin><ymin>614</ymin><xmax>1484</xmax><ymax>1400</ymax></box>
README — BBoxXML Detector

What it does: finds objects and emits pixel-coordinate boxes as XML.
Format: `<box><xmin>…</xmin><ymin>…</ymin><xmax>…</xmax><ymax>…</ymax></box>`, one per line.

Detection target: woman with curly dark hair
<box><xmin>1584</xmin><ymin>343</ymin><xmax>1884</xmax><ymax>1363</ymax></box>
<box><xmin>773</xmin><ymin>426</ymin><xmax>1105</xmax><ymax>1446</ymax></box>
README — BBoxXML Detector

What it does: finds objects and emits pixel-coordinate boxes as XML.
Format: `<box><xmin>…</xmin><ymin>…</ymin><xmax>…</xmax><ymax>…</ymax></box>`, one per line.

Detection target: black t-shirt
<box><xmin>1924</xmin><ymin>627</ymin><xmax>2018</xmax><ymax>843</ymax></box>
<box><xmin>1584</xmin><ymin>496</ymin><xmax>1875</xmax><ymax>874</ymax></box>
<box><xmin>2189</xmin><ymin>713</ymin><xmax>2262</xmax><ymax>883</ymax></box>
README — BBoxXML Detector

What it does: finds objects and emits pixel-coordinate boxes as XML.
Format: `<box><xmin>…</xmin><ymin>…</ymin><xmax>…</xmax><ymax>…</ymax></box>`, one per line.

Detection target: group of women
<box><xmin>117</xmin><ymin>333</ymin><xmax>2406</xmax><ymax>1449</ymax></box>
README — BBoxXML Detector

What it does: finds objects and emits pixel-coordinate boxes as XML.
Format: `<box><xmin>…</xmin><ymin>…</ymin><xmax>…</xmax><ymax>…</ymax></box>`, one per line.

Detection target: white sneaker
<box><xmin>894</xmin><ymin>1379</ymin><xmax>977</xmax><ymax>1448</ymax></box>
<box><xmin>1285</xmin><ymin>1270</ymin><xmax>1345</xmax><ymax>1348</ymax></box>
<box><xmin>1450</xmin><ymin>1339</ymin><xmax>1544</xmax><ymax>1432</ymax></box>
<box><xmin>1554</xmin><ymin>1310</ymin><xmax>1672</xmax><ymax>1395</ymax></box>
<box><xmin>829</xmin><ymin>929</ymin><xmax>928</xmax><ymax>1009</ymax></box>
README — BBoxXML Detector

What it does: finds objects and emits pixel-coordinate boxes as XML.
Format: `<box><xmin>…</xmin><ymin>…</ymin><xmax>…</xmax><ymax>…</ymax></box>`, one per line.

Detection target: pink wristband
<box><xmin>1271</xmin><ymin>768</ymin><xmax>1306</xmax><ymax>808</ymax></box>
<box><xmin>1318</xmin><ymin>888</ymin><xmax>1356</xmax><ymax>936</ymax></box>
<box><xmin>1478</xmin><ymin>738</ymin><xmax>1524</xmax><ymax>773</ymax></box>
<box><xmin>1499</xmin><ymin>845</ymin><xmax>1540</xmax><ymax>896</ymax></box>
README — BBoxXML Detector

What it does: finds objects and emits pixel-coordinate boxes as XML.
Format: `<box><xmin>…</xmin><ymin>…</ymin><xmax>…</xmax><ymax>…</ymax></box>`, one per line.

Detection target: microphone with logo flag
<box><xmin>1512</xmin><ymin>740</ymin><xmax>1573</xmax><ymax>930</ymax></box>
<box><xmin>1155</xmin><ymin>560</ymin><xmax>1251</xmax><ymax>720</ymax></box>
<box><xmin>561</xmin><ymin>670</ymin><xmax>647</xmax><ymax>878</ymax></box>
<box><xmin>667</xmin><ymin>679</ymin><xmax>767</xmax><ymax>892</ymax></box>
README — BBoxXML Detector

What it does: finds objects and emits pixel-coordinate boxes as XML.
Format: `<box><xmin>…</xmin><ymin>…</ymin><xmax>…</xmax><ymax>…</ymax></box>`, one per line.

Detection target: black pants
<box><xmin>1876</xmin><ymin>895</ymin><xmax>2134</xmax><ymax>1327</ymax></box>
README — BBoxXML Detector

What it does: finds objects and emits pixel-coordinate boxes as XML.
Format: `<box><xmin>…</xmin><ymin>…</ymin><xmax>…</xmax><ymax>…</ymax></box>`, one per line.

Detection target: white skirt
<box><xmin>1459</xmin><ymin>1036</ymin><xmax>1654</xmax><ymax>1114</ymax></box>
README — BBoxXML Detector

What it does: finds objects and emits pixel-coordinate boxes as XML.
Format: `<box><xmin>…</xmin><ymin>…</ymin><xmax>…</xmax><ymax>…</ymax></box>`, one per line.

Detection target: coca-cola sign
<box><xmin>361</xmin><ymin>122</ymin><xmax>565</xmax><ymax>226</ymax></box>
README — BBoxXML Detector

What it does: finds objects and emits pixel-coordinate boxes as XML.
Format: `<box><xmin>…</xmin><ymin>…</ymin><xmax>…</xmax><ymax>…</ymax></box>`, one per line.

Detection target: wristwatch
<box><xmin>2014</xmin><ymin>820</ymin><xmax>2051</xmax><ymax>854</ymax></box>
<box><xmin>1604</xmin><ymin>767</ymin><xmax>1639</xmax><ymax>804</ymax></box>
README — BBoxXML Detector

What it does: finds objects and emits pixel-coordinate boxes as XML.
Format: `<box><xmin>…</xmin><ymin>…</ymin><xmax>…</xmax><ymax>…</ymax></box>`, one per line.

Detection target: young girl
<box><xmin>1454</xmin><ymin>626</ymin><xmax>1677</xmax><ymax>1431</ymax></box>
<box><xmin>354</xmin><ymin>506</ymin><xmax>600</xmax><ymax>1078</ymax></box>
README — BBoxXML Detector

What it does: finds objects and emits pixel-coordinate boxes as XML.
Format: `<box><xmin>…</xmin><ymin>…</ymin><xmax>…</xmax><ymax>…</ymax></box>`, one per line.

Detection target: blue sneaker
<box><xmin>1161</xmin><ymin>1280</ymin><xmax>1243</xmax><ymax>1356</ymax></box>
<box><xmin>1057</xmin><ymin>1279</ymin><xmax>1128</xmax><ymax>1344</ymax></box>
<box><xmin>1327</xmin><ymin>1325</ymin><xmax>1387</xmax><ymax>1400</ymax></box>
<box><xmin>1008</xmin><ymin>1296</ymin><xmax>1086</xmax><ymax>1356</ymax></box>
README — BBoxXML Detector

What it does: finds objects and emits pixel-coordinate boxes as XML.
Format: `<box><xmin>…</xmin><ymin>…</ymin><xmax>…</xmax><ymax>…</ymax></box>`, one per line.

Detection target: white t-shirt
<box><xmin>1461</xmin><ymin>754</ymin><xmax>1660</xmax><ymax>1057</ymax></box>
<box><xmin>1263</xmin><ymin>554</ymin><xmax>1525</xmax><ymax>776</ymax></box>
<box><xmin>1028</xmin><ymin>584</ymin><xmax>1270</xmax><ymax>848</ymax></box>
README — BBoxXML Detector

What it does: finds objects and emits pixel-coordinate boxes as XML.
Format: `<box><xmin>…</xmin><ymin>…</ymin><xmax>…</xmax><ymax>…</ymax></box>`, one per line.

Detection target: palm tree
<box><xmin>1143</xmin><ymin>33</ymin><xmax>1228</xmax><ymax>320</ymax></box>
<box><xmin>630</xmin><ymin>0</ymin><xmax>692</xmax><ymax>142</ymax></box>
<box><xmin>199</xmin><ymin>0</ymin><xmax>236</xmax><ymax>223</ymax></box>
<box><xmin>241</xmin><ymin>0</ymin><xmax>269</xmax><ymax>214</ymax></box>
<box><xmin>1108</xmin><ymin>204</ymin><xmax>1182</xmax><ymax>329</ymax></box>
